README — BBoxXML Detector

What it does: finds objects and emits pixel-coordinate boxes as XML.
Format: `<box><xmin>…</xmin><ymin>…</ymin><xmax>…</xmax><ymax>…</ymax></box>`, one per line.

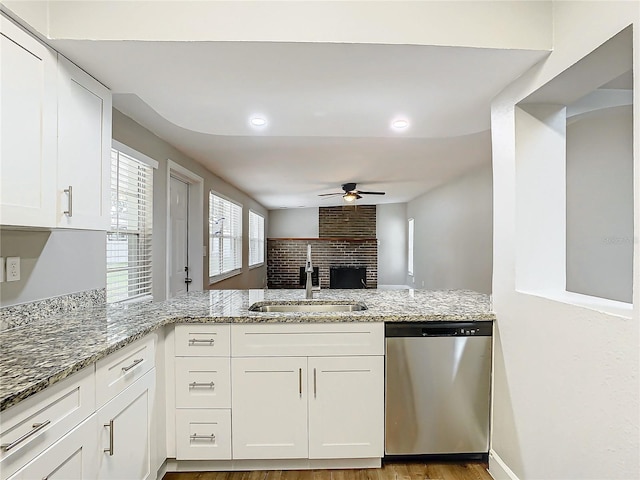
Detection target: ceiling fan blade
<box><xmin>357</xmin><ymin>191</ymin><xmax>386</xmax><ymax>195</ymax></box>
<box><xmin>318</xmin><ymin>192</ymin><xmax>343</xmax><ymax>197</ymax></box>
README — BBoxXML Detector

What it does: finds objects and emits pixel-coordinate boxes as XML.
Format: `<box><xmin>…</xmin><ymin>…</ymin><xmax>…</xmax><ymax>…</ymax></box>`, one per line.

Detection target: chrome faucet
<box><xmin>305</xmin><ymin>244</ymin><xmax>313</xmax><ymax>299</ymax></box>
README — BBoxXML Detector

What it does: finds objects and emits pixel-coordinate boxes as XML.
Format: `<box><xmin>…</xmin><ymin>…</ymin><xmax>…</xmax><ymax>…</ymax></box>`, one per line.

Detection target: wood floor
<box><xmin>163</xmin><ymin>462</ymin><xmax>492</xmax><ymax>480</ymax></box>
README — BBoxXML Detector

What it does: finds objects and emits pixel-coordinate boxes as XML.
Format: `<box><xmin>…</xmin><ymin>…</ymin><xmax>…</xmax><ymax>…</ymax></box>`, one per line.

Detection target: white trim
<box><xmin>112</xmin><ymin>139</ymin><xmax>159</xmax><ymax>169</ymax></box>
<box><xmin>489</xmin><ymin>449</ymin><xmax>520</xmax><ymax>480</ymax></box>
<box><xmin>165</xmin><ymin>457</ymin><xmax>380</xmax><ymax>473</ymax></box>
<box><xmin>210</xmin><ymin>188</ymin><xmax>243</xmax><ymax>209</ymax></box>
<box><xmin>166</xmin><ymin>160</ymin><xmax>204</xmax><ymax>300</ymax></box>
<box><xmin>209</xmin><ymin>268</ymin><xmax>242</xmax><ymax>285</ymax></box>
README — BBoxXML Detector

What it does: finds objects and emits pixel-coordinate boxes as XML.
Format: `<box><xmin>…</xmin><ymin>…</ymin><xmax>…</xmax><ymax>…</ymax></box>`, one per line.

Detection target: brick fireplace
<box><xmin>267</xmin><ymin>206</ymin><xmax>378</xmax><ymax>289</ymax></box>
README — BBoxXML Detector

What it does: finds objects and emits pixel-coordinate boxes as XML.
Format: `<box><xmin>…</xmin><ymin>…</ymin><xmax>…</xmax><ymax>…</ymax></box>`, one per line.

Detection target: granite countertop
<box><xmin>0</xmin><ymin>288</ymin><xmax>493</xmax><ymax>412</ymax></box>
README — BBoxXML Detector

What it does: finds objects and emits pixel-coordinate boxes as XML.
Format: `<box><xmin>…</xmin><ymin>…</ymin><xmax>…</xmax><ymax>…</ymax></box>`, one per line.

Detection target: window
<box><xmin>107</xmin><ymin>146</ymin><xmax>154</xmax><ymax>303</ymax></box>
<box><xmin>248</xmin><ymin>211</ymin><xmax>265</xmax><ymax>266</ymax></box>
<box><xmin>407</xmin><ymin>218</ymin><xmax>414</xmax><ymax>276</ymax></box>
<box><xmin>209</xmin><ymin>192</ymin><xmax>242</xmax><ymax>279</ymax></box>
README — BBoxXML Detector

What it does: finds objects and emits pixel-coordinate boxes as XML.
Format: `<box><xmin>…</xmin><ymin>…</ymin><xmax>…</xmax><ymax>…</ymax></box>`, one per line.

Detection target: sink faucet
<box><xmin>305</xmin><ymin>244</ymin><xmax>313</xmax><ymax>299</ymax></box>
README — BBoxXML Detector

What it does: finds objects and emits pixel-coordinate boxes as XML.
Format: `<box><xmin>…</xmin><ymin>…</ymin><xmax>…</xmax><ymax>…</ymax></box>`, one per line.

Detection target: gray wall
<box><xmin>0</xmin><ymin>229</ymin><xmax>105</xmax><ymax>306</ymax></box>
<box><xmin>566</xmin><ymin>105</ymin><xmax>633</xmax><ymax>303</ymax></box>
<box><xmin>406</xmin><ymin>164</ymin><xmax>493</xmax><ymax>293</ymax></box>
<box><xmin>112</xmin><ymin>109</ymin><xmax>268</xmax><ymax>295</ymax></box>
<box><xmin>376</xmin><ymin>203</ymin><xmax>408</xmax><ymax>286</ymax></box>
<box><xmin>268</xmin><ymin>207</ymin><xmax>318</xmax><ymax>238</ymax></box>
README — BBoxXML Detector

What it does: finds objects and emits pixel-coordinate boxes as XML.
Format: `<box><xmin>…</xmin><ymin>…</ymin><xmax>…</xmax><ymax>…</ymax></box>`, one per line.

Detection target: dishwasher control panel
<box><xmin>385</xmin><ymin>321</ymin><xmax>493</xmax><ymax>337</ymax></box>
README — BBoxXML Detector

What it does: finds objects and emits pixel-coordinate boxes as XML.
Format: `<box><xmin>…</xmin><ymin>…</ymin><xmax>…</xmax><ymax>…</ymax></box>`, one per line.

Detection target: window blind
<box><xmin>249</xmin><ymin>211</ymin><xmax>265</xmax><ymax>266</ymax></box>
<box><xmin>209</xmin><ymin>192</ymin><xmax>242</xmax><ymax>278</ymax></box>
<box><xmin>408</xmin><ymin>218</ymin><xmax>414</xmax><ymax>276</ymax></box>
<box><xmin>107</xmin><ymin>148</ymin><xmax>154</xmax><ymax>303</ymax></box>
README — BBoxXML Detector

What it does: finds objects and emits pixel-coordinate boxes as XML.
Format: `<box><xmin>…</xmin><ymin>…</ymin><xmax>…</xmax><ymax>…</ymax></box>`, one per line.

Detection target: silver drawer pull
<box><xmin>1</xmin><ymin>420</ymin><xmax>51</xmax><ymax>451</ymax></box>
<box><xmin>189</xmin><ymin>338</ymin><xmax>215</xmax><ymax>345</ymax></box>
<box><xmin>189</xmin><ymin>381</ymin><xmax>215</xmax><ymax>389</ymax></box>
<box><xmin>121</xmin><ymin>358</ymin><xmax>143</xmax><ymax>372</ymax></box>
<box><xmin>190</xmin><ymin>433</ymin><xmax>216</xmax><ymax>442</ymax></box>
<box><xmin>104</xmin><ymin>420</ymin><xmax>114</xmax><ymax>455</ymax></box>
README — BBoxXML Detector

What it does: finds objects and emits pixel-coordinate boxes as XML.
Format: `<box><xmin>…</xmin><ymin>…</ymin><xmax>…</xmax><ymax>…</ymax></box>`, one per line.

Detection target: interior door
<box><xmin>169</xmin><ymin>176</ymin><xmax>189</xmax><ymax>298</ymax></box>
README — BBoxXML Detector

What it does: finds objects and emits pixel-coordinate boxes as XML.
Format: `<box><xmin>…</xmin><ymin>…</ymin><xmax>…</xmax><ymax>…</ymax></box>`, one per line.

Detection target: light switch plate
<box><xmin>0</xmin><ymin>257</ymin><xmax>4</xmax><ymax>283</ymax></box>
<box><xmin>6</xmin><ymin>256</ymin><xmax>20</xmax><ymax>282</ymax></box>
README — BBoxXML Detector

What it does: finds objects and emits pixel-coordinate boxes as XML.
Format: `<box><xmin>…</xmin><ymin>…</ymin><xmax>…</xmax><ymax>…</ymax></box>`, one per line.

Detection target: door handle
<box><xmin>185</xmin><ymin>277</ymin><xmax>193</xmax><ymax>284</ymax></box>
<box><xmin>313</xmin><ymin>368</ymin><xmax>317</xmax><ymax>398</ymax></box>
<box><xmin>104</xmin><ymin>420</ymin><xmax>114</xmax><ymax>456</ymax></box>
<box><xmin>63</xmin><ymin>186</ymin><xmax>73</xmax><ymax>217</ymax></box>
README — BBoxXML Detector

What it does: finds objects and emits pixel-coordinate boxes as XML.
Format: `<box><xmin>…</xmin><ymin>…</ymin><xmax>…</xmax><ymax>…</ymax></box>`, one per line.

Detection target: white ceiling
<box><xmin>51</xmin><ymin>40</ymin><xmax>548</xmax><ymax>209</ymax></box>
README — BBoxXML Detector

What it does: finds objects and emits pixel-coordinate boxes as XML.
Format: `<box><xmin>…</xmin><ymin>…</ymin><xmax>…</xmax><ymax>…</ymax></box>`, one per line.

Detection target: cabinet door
<box><xmin>232</xmin><ymin>357</ymin><xmax>308</xmax><ymax>459</ymax></box>
<box><xmin>57</xmin><ymin>55</ymin><xmax>112</xmax><ymax>230</ymax></box>
<box><xmin>308</xmin><ymin>356</ymin><xmax>384</xmax><ymax>459</ymax></box>
<box><xmin>97</xmin><ymin>369</ymin><xmax>155</xmax><ymax>480</ymax></box>
<box><xmin>0</xmin><ymin>16</ymin><xmax>57</xmax><ymax>227</ymax></box>
<box><xmin>9</xmin><ymin>415</ymin><xmax>99</xmax><ymax>480</ymax></box>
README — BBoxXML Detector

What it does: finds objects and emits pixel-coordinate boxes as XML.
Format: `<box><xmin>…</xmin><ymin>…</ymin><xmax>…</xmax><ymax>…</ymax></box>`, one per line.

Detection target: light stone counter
<box><xmin>0</xmin><ymin>288</ymin><xmax>493</xmax><ymax>412</ymax></box>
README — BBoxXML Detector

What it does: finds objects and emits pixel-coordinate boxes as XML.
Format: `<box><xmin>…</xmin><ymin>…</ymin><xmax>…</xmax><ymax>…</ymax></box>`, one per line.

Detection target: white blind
<box><xmin>107</xmin><ymin>148</ymin><xmax>154</xmax><ymax>303</ymax></box>
<box><xmin>249</xmin><ymin>211</ymin><xmax>265</xmax><ymax>266</ymax></box>
<box><xmin>408</xmin><ymin>218</ymin><xmax>414</xmax><ymax>276</ymax></box>
<box><xmin>209</xmin><ymin>192</ymin><xmax>242</xmax><ymax>278</ymax></box>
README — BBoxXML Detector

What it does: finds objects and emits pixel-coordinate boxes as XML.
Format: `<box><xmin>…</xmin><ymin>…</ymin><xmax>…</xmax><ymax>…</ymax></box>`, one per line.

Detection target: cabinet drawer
<box><xmin>8</xmin><ymin>414</ymin><xmax>99</xmax><ymax>480</ymax></box>
<box><xmin>232</xmin><ymin>323</ymin><xmax>384</xmax><ymax>357</ymax></box>
<box><xmin>0</xmin><ymin>368</ymin><xmax>95</xmax><ymax>480</ymax></box>
<box><xmin>175</xmin><ymin>357</ymin><xmax>230</xmax><ymax>409</ymax></box>
<box><xmin>175</xmin><ymin>409</ymin><xmax>231</xmax><ymax>460</ymax></box>
<box><xmin>95</xmin><ymin>335</ymin><xmax>155</xmax><ymax>408</ymax></box>
<box><xmin>175</xmin><ymin>324</ymin><xmax>230</xmax><ymax>357</ymax></box>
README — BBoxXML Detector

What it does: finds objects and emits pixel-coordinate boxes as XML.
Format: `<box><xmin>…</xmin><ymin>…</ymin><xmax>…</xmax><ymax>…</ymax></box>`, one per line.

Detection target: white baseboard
<box><xmin>488</xmin><ymin>449</ymin><xmax>520</xmax><ymax>480</ymax></box>
<box><xmin>154</xmin><ymin>460</ymin><xmax>168</xmax><ymax>480</ymax></box>
<box><xmin>165</xmin><ymin>457</ymin><xmax>381</xmax><ymax>472</ymax></box>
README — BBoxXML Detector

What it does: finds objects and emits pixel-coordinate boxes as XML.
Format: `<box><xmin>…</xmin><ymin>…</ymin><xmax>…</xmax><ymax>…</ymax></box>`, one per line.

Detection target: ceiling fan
<box><xmin>318</xmin><ymin>183</ymin><xmax>386</xmax><ymax>202</ymax></box>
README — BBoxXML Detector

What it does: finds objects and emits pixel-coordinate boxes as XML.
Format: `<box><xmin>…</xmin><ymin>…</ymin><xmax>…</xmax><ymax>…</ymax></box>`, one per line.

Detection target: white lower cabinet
<box><xmin>308</xmin><ymin>356</ymin><xmax>384</xmax><ymax>459</ymax></box>
<box><xmin>229</xmin><ymin>322</ymin><xmax>385</xmax><ymax>462</ymax></box>
<box><xmin>231</xmin><ymin>357</ymin><xmax>309</xmax><ymax>460</ymax></box>
<box><xmin>8</xmin><ymin>415</ymin><xmax>99</xmax><ymax>480</ymax></box>
<box><xmin>96</xmin><ymin>369</ymin><xmax>155</xmax><ymax>480</ymax></box>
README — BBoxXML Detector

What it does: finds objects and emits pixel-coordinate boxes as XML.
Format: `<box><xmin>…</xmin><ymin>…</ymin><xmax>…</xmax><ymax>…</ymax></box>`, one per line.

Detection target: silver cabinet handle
<box><xmin>122</xmin><ymin>358</ymin><xmax>143</xmax><ymax>372</ymax></box>
<box><xmin>190</xmin><ymin>433</ymin><xmax>216</xmax><ymax>441</ymax></box>
<box><xmin>189</xmin><ymin>338</ymin><xmax>215</xmax><ymax>345</ymax></box>
<box><xmin>189</xmin><ymin>381</ymin><xmax>215</xmax><ymax>389</ymax></box>
<box><xmin>313</xmin><ymin>368</ymin><xmax>317</xmax><ymax>398</ymax></box>
<box><xmin>63</xmin><ymin>186</ymin><xmax>73</xmax><ymax>217</ymax></box>
<box><xmin>1</xmin><ymin>420</ymin><xmax>51</xmax><ymax>451</ymax></box>
<box><xmin>299</xmin><ymin>368</ymin><xmax>302</xmax><ymax>397</ymax></box>
<box><xmin>104</xmin><ymin>420</ymin><xmax>114</xmax><ymax>456</ymax></box>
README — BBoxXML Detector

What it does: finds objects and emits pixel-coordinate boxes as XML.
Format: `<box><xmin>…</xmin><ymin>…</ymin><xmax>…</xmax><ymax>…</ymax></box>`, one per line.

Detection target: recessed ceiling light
<box><xmin>250</xmin><ymin>117</ymin><xmax>267</xmax><ymax>127</ymax></box>
<box><xmin>392</xmin><ymin>119</ymin><xmax>410</xmax><ymax>130</ymax></box>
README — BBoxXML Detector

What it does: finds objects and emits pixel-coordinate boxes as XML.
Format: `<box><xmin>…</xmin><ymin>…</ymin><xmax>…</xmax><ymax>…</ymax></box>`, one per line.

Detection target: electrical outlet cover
<box><xmin>7</xmin><ymin>256</ymin><xmax>20</xmax><ymax>282</ymax></box>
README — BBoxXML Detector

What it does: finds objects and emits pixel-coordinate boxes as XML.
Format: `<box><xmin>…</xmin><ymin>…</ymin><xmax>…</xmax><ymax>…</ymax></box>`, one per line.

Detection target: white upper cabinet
<box><xmin>0</xmin><ymin>15</ymin><xmax>57</xmax><ymax>227</ymax></box>
<box><xmin>0</xmin><ymin>15</ymin><xmax>112</xmax><ymax>230</ymax></box>
<box><xmin>57</xmin><ymin>56</ymin><xmax>112</xmax><ymax>230</ymax></box>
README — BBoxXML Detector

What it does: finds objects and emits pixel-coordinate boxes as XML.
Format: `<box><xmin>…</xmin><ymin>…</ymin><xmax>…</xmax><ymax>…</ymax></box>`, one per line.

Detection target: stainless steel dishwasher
<box><xmin>385</xmin><ymin>322</ymin><xmax>492</xmax><ymax>460</ymax></box>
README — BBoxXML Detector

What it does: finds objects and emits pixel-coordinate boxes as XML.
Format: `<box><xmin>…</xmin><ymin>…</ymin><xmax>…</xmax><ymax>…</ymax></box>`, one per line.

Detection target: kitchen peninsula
<box><xmin>0</xmin><ymin>289</ymin><xmax>494</xmax><ymax>480</ymax></box>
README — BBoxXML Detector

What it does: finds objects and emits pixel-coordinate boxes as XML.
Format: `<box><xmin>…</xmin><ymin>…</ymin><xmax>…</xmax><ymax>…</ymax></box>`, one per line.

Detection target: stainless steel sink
<box><xmin>249</xmin><ymin>302</ymin><xmax>367</xmax><ymax>313</ymax></box>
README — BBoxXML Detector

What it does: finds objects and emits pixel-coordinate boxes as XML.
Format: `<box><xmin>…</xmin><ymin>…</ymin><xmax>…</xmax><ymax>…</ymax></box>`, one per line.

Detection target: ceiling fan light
<box><xmin>343</xmin><ymin>192</ymin><xmax>357</xmax><ymax>202</ymax></box>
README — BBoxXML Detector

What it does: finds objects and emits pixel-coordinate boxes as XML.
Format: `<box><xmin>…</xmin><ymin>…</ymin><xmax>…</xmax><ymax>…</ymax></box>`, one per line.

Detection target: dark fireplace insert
<box><xmin>330</xmin><ymin>267</ymin><xmax>367</xmax><ymax>289</ymax></box>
